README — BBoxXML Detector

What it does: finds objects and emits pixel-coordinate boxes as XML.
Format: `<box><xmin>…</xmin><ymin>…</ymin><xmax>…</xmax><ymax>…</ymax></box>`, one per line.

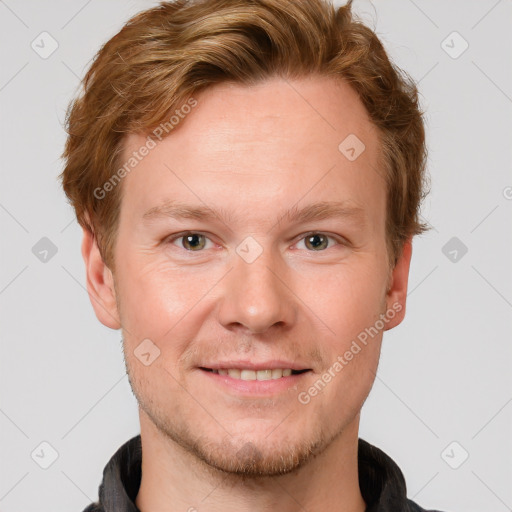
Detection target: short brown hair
<box><xmin>60</xmin><ymin>0</ymin><xmax>429</xmax><ymax>271</ymax></box>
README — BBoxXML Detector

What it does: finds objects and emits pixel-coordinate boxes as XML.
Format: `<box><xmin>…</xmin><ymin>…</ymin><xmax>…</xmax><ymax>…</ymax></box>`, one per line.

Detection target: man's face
<box><xmin>89</xmin><ymin>76</ymin><xmax>410</xmax><ymax>476</ymax></box>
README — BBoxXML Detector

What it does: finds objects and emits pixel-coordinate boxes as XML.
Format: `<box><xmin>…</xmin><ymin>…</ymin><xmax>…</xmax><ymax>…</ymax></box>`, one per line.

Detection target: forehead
<box><xmin>119</xmin><ymin>76</ymin><xmax>385</xmax><ymax>227</ymax></box>
<box><xmin>146</xmin><ymin>75</ymin><xmax>378</xmax><ymax>161</ymax></box>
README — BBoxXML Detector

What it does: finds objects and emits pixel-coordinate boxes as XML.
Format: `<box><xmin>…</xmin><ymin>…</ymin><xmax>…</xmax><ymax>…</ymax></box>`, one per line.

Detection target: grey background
<box><xmin>1</xmin><ymin>0</ymin><xmax>511</xmax><ymax>511</ymax></box>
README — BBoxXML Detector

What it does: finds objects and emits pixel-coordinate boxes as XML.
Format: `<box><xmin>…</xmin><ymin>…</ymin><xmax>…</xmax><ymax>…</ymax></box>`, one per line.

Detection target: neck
<box><xmin>135</xmin><ymin>409</ymin><xmax>366</xmax><ymax>512</ymax></box>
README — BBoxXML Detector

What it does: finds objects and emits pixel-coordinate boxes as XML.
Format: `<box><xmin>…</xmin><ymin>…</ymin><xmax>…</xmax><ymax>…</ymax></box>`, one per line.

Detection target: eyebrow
<box><xmin>142</xmin><ymin>200</ymin><xmax>366</xmax><ymax>227</ymax></box>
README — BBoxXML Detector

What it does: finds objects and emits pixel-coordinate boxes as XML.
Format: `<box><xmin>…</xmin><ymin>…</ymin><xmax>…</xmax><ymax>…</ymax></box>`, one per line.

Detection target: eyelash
<box><xmin>166</xmin><ymin>231</ymin><xmax>347</xmax><ymax>253</ymax></box>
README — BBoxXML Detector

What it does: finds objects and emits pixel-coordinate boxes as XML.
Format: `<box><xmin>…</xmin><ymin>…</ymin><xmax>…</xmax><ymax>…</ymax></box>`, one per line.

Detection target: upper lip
<box><xmin>199</xmin><ymin>360</ymin><xmax>311</xmax><ymax>371</ymax></box>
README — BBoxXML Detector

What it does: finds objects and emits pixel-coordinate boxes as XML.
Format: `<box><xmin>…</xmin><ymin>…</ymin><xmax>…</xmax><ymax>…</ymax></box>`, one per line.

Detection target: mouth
<box><xmin>199</xmin><ymin>367</ymin><xmax>311</xmax><ymax>381</ymax></box>
<box><xmin>196</xmin><ymin>360</ymin><xmax>313</xmax><ymax>396</ymax></box>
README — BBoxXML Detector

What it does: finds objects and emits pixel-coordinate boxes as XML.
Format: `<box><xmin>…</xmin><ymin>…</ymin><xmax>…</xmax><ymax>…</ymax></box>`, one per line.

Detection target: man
<box><xmin>60</xmin><ymin>0</ymin><xmax>445</xmax><ymax>510</ymax></box>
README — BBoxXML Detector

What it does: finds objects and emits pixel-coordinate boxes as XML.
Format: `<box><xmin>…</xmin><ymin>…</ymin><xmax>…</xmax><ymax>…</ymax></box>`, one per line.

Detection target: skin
<box><xmin>82</xmin><ymin>75</ymin><xmax>412</xmax><ymax>512</ymax></box>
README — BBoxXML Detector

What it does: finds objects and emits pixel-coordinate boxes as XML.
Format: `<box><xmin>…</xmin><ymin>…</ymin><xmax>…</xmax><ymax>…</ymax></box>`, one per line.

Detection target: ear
<box><xmin>384</xmin><ymin>237</ymin><xmax>413</xmax><ymax>331</ymax></box>
<box><xmin>81</xmin><ymin>227</ymin><xmax>121</xmax><ymax>330</ymax></box>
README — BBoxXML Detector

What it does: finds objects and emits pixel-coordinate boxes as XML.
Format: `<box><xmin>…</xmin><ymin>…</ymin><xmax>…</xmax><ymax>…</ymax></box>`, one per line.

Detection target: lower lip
<box><xmin>198</xmin><ymin>369</ymin><xmax>311</xmax><ymax>395</ymax></box>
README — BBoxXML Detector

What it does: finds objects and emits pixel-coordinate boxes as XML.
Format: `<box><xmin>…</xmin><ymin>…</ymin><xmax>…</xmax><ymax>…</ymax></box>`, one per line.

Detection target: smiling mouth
<box><xmin>199</xmin><ymin>367</ymin><xmax>310</xmax><ymax>381</ymax></box>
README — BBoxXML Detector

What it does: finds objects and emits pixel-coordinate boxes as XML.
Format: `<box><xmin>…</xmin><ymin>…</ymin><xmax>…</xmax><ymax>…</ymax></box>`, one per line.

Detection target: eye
<box><xmin>168</xmin><ymin>232</ymin><xmax>214</xmax><ymax>251</ymax></box>
<box><xmin>295</xmin><ymin>232</ymin><xmax>342</xmax><ymax>251</ymax></box>
<box><xmin>166</xmin><ymin>231</ymin><xmax>346</xmax><ymax>254</ymax></box>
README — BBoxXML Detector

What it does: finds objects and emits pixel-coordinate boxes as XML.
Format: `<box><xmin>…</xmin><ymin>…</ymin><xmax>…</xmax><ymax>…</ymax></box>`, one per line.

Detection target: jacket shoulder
<box><xmin>81</xmin><ymin>503</ymin><xmax>103</xmax><ymax>512</ymax></box>
<box><xmin>406</xmin><ymin>498</ymin><xmax>449</xmax><ymax>512</ymax></box>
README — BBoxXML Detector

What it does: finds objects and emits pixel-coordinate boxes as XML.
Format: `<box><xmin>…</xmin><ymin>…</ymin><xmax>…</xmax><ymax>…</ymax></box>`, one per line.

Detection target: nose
<box><xmin>216</xmin><ymin>244</ymin><xmax>297</xmax><ymax>334</ymax></box>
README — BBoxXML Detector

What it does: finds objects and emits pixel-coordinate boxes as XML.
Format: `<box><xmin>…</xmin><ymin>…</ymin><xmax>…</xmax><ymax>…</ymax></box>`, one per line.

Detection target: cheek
<box><xmin>305</xmin><ymin>259</ymin><xmax>388</xmax><ymax>345</ymax></box>
<box><xmin>300</xmin><ymin>273</ymin><xmax>384</xmax><ymax>416</ymax></box>
<box><xmin>114</xmin><ymin>255</ymin><xmax>204</xmax><ymax>344</ymax></box>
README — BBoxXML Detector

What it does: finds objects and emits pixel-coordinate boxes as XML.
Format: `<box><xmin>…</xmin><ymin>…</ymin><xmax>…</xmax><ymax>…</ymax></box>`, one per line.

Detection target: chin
<box><xmin>191</xmin><ymin>433</ymin><xmax>328</xmax><ymax>477</ymax></box>
<box><xmin>153</xmin><ymin>410</ymin><xmax>336</xmax><ymax>478</ymax></box>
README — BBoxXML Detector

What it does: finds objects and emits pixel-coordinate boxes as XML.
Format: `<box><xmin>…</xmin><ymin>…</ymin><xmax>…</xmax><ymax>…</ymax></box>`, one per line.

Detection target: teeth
<box><xmin>256</xmin><ymin>369</ymin><xmax>272</xmax><ymax>381</ymax></box>
<box><xmin>211</xmin><ymin>368</ymin><xmax>297</xmax><ymax>380</ymax></box>
<box><xmin>241</xmin><ymin>369</ymin><xmax>256</xmax><ymax>380</ymax></box>
<box><xmin>271</xmin><ymin>369</ymin><xmax>283</xmax><ymax>379</ymax></box>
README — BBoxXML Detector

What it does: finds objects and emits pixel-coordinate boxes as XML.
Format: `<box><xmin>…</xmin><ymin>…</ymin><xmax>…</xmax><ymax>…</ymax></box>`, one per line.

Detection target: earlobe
<box><xmin>384</xmin><ymin>238</ymin><xmax>413</xmax><ymax>331</ymax></box>
<box><xmin>81</xmin><ymin>227</ymin><xmax>121</xmax><ymax>330</ymax></box>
